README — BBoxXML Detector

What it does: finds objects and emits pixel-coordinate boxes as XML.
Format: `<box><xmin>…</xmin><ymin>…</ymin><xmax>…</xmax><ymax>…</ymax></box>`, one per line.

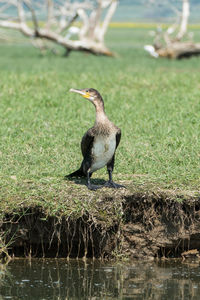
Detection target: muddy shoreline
<box><xmin>1</xmin><ymin>189</ymin><xmax>200</xmax><ymax>260</ymax></box>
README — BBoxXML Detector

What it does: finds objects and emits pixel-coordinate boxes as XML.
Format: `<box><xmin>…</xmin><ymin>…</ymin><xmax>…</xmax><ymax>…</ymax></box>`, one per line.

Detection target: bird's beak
<box><xmin>69</xmin><ymin>88</ymin><xmax>90</xmax><ymax>99</ymax></box>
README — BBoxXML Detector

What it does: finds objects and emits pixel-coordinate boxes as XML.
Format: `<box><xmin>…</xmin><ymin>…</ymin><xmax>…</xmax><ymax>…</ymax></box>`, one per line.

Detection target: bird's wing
<box><xmin>115</xmin><ymin>128</ymin><xmax>121</xmax><ymax>149</ymax></box>
<box><xmin>106</xmin><ymin>128</ymin><xmax>121</xmax><ymax>170</ymax></box>
<box><xmin>81</xmin><ymin>128</ymin><xmax>95</xmax><ymax>158</ymax></box>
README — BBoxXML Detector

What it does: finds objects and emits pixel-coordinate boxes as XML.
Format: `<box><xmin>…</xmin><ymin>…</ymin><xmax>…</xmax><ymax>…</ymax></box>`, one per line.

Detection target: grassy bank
<box><xmin>0</xmin><ymin>28</ymin><xmax>200</xmax><ymax>218</ymax></box>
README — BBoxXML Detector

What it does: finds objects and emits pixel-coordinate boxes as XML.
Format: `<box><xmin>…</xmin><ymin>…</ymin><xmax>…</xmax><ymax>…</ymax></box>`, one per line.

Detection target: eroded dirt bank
<box><xmin>1</xmin><ymin>189</ymin><xmax>200</xmax><ymax>260</ymax></box>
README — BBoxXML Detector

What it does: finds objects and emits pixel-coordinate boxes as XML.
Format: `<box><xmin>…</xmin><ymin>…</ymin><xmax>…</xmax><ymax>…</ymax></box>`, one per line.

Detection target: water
<box><xmin>1</xmin><ymin>259</ymin><xmax>200</xmax><ymax>300</ymax></box>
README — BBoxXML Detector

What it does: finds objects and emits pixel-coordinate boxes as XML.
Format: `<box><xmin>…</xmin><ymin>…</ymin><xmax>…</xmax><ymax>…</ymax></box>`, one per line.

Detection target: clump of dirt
<box><xmin>1</xmin><ymin>187</ymin><xmax>200</xmax><ymax>260</ymax></box>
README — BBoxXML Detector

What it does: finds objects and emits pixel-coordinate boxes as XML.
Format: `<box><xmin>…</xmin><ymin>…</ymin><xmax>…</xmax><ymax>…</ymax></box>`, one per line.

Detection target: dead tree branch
<box><xmin>0</xmin><ymin>0</ymin><xmax>118</xmax><ymax>56</ymax></box>
<box><xmin>176</xmin><ymin>0</ymin><xmax>190</xmax><ymax>41</ymax></box>
<box><xmin>144</xmin><ymin>0</ymin><xmax>200</xmax><ymax>59</ymax></box>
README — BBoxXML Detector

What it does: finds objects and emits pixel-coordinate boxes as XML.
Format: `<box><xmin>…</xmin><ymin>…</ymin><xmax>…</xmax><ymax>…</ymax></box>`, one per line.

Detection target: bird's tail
<box><xmin>65</xmin><ymin>167</ymin><xmax>85</xmax><ymax>179</ymax></box>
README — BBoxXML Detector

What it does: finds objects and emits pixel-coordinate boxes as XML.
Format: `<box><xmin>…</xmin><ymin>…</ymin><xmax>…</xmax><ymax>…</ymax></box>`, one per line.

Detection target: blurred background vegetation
<box><xmin>116</xmin><ymin>0</ymin><xmax>200</xmax><ymax>22</ymax></box>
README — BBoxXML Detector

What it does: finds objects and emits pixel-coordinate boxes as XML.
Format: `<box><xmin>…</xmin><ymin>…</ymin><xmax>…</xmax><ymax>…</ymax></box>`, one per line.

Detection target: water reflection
<box><xmin>0</xmin><ymin>259</ymin><xmax>200</xmax><ymax>300</ymax></box>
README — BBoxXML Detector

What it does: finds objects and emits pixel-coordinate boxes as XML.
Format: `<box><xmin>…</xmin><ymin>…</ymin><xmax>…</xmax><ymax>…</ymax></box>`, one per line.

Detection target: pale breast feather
<box><xmin>90</xmin><ymin>134</ymin><xmax>116</xmax><ymax>172</ymax></box>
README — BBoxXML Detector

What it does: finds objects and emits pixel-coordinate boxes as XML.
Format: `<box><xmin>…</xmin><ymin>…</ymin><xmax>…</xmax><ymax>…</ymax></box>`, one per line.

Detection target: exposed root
<box><xmin>0</xmin><ymin>207</ymin><xmax>119</xmax><ymax>259</ymax></box>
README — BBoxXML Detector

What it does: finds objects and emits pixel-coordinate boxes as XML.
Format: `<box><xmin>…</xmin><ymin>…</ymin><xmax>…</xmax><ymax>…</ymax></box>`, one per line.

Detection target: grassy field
<box><xmin>0</xmin><ymin>28</ymin><xmax>200</xmax><ymax>215</ymax></box>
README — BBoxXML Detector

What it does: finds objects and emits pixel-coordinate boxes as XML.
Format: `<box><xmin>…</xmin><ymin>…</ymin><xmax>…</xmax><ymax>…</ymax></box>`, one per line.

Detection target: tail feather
<box><xmin>65</xmin><ymin>167</ymin><xmax>85</xmax><ymax>179</ymax></box>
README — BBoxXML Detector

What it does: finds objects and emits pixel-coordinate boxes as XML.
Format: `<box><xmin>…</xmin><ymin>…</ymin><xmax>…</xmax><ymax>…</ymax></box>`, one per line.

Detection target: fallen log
<box><xmin>157</xmin><ymin>42</ymin><xmax>200</xmax><ymax>59</ymax></box>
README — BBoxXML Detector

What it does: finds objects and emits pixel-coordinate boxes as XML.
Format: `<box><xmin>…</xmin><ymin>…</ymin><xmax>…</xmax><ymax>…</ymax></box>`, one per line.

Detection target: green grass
<box><xmin>0</xmin><ymin>28</ymin><xmax>200</xmax><ymax>215</ymax></box>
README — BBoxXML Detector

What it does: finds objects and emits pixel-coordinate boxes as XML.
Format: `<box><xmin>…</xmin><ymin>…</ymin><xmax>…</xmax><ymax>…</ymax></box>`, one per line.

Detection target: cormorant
<box><xmin>66</xmin><ymin>88</ymin><xmax>125</xmax><ymax>190</ymax></box>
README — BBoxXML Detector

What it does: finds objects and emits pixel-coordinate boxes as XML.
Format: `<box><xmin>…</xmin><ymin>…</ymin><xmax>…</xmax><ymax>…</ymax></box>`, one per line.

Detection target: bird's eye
<box><xmin>86</xmin><ymin>89</ymin><xmax>89</xmax><ymax>93</ymax></box>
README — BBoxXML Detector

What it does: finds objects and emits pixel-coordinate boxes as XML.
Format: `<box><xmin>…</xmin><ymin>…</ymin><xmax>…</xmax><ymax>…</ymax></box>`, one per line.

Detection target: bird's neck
<box><xmin>95</xmin><ymin>104</ymin><xmax>108</xmax><ymax>125</ymax></box>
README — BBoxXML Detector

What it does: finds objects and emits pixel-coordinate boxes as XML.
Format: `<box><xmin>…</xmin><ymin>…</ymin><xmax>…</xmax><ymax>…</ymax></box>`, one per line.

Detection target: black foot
<box><xmin>103</xmin><ymin>181</ymin><xmax>126</xmax><ymax>189</ymax></box>
<box><xmin>87</xmin><ymin>184</ymin><xmax>102</xmax><ymax>191</ymax></box>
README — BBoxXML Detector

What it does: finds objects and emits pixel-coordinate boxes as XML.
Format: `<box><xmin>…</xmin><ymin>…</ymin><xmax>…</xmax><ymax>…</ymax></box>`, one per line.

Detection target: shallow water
<box><xmin>0</xmin><ymin>259</ymin><xmax>200</xmax><ymax>300</ymax></box>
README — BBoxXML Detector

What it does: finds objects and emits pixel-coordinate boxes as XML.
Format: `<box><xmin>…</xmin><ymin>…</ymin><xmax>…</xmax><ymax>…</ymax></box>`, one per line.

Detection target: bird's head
<box><xmin>69</xmin><ymin>88</ymin><xmax>104</xmax><ymax>108</ymax></box>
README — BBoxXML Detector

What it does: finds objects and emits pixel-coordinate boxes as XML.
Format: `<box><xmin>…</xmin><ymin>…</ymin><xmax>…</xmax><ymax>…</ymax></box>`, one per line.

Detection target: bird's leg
<box><xmin>86</xmin><ymin>171</ymin><xmax>102</xmax><ymax>190</ymax></box>
<box><xmin>104</xmin><ymin>169</ymin><xmax>126</xmax><ymax>189</ymax></box>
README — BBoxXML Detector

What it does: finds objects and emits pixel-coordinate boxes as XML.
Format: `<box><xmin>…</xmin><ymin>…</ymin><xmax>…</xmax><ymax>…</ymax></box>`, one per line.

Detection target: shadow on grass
<box><xmin>64</xmin><ymin>176</ymin><xmax>106</xmax><ymax>188</ymax></box>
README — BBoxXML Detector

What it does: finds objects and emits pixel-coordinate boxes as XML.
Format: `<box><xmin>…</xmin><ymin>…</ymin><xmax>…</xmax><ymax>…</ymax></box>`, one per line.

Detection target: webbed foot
<box><xmin>103</xmin><ymin>181</ymin><xmax>126</xmax><ymax>189</ymax></box>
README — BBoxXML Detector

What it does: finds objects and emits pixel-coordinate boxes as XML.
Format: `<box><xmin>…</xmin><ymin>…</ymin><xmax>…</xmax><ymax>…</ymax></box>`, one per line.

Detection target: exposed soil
<box><xmin>1</xmin><ymin>187</ymin><xmax>200</xmax><ymax>261</ymax></box>
<box><xmin>122</xmin><ymin>192</ymin><xmax>200</xmax><ymax>259</ymax></box>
